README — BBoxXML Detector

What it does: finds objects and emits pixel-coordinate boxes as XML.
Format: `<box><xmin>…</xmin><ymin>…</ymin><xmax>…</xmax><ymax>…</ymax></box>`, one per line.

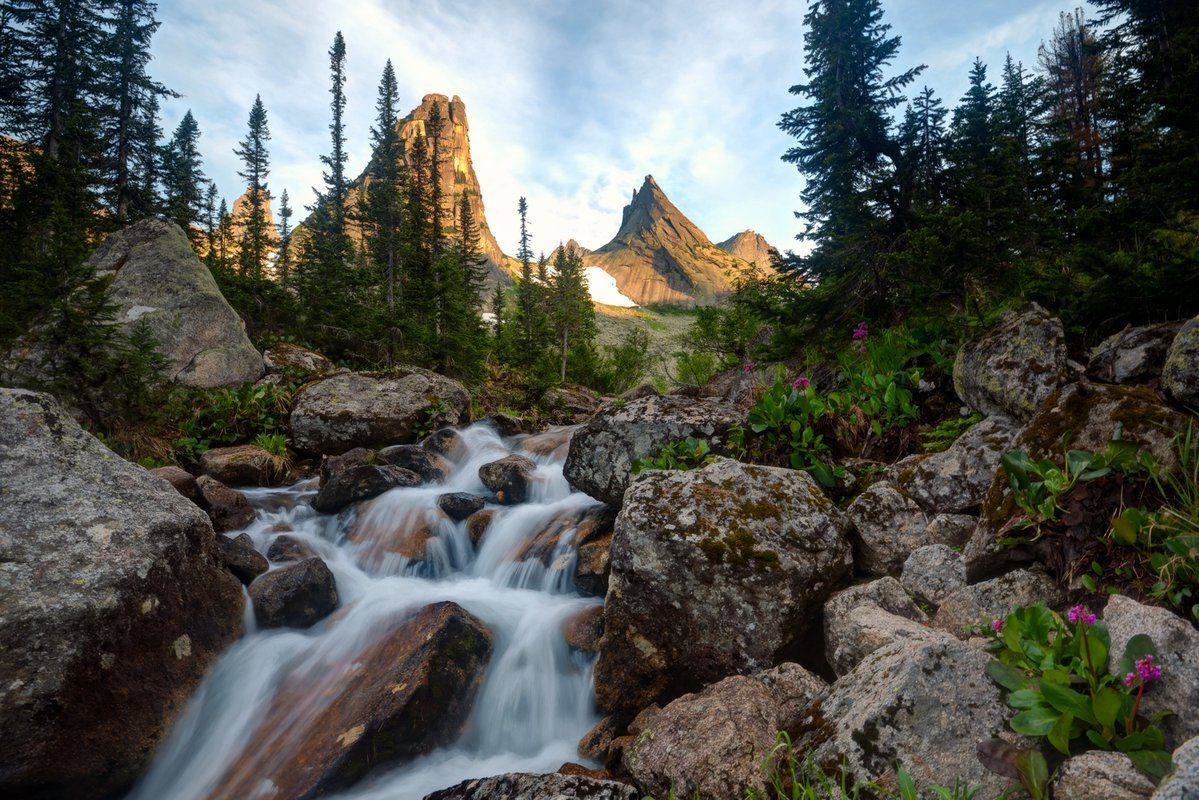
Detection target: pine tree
<box><xmin>276</xmin><ymin>188</ymin><xmax>292</xmax><ymax>287</ymax></box>
<box><xmin>511</xmin><ymin>196</ymin><xmax>540</xmax><ymax>364</ymax></box>
<box><xmin>233</xmin><ymin>94</ymin><xmax>271</xmax><ymax>279</ymax></box>
<box><xmin>457</xmin><ymin>194</ymin><xmax>488</xmax><ymax>310</ymax></box>
<box><xmin>162</xmin><ymin>109</ymin><xmax>206</xmax><ymax>245</ymax></box>
<box><xmin>898</xmin><ymin>86</ymin><xmax>947</xmax><ymax>212</ymax></box>
<box><xmin>320</xmin><ymin>31</ymin><xmax>349</xmax><ymax>230</ymax></box>
<box><xmin>548</xmin><ymin>242</ymin><xmax>596</xmax><ymax>381</ymax></box>
<box><xmin>361</xmin><ymin>59</ymin><xmax>404</xmax><ymax>364</ymax></box>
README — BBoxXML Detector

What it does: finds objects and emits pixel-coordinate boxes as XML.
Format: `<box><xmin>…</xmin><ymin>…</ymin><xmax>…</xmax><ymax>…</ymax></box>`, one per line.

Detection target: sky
<box><xmin>150</xmin><ymin>0</ymin><xmax>1074</xmax><ymax>258</ymax></box>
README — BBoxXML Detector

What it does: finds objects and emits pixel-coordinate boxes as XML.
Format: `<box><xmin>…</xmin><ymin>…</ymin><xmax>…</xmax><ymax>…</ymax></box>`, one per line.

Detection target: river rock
<box><xmin>623</xmin><ymin>664</ymin><xmax>827</xmax><ymax>800</ymax></box>
<box><xmin>1163</xmin><ymin>315</ymin><xmax>1199</xmax><ymax>407</ymax></box>
<box><xmin>574</xmin><ymin>532</ymin><xmax>613</xmax><ymax>597</ymax></box>
<box><xmin>1154</xmin><ymin>734</ymin><xmax>1199</xmax><ymax>799</ymax></box>
<box><xmin>311</xmin><ymin>464</ymin><xmax>422</xmax><ymax>514</ymax></box>
<box><xmin>541</xmin><ymin>385</ymin><xmax>602</xmax><ymax>424</ymax></box>
<box><xmin>0</xmin><ymin>389</ymin><xmax>244</xmax><ymax>800</ymax></box>
<box><xmin>795</xmin><ymin>635</ymin><xmax>1026</xmax><ymax>798</ymax></box>
<box><xmin>933</xmin><ymin>567</ymin><xmax>1065</xmax><ymax>637</ymax></box>
<box><xmin>594</xmin><ymin>458</ymin><xmax>851</xmax><ymax>719</ymax></box>
<box><xmin>901</xmin><ymin>544</ymin><xmax>967</xmax><ymax>607</ymax></box>
<box><xmin>423</xmin><ymin>773</ymin><xmax>638</xmax><ymax>800</ymax></box>
<box><xmin>438</xmin><ymin>492</ymin><xmax>486</xmax><ymax>521</ymax></box>
<box><xmin>422</xmin><ymin>427</ymin><xmax>467</xmax><ymax>461</ymax></box>
<box><xmin>265</xmin><ymin>534</ymin><xmax>315</xmax><ymax>563</ymax></box>
<box><xmin>319</xmin><ymin>446</ymin><xmax>375</xmax><ymax>484</ymax></box>
<box><xmin>466</xmin><ymin>510</ymin><xmax>495</xmax><ymax>547</ymax></box>
<box><xmin>563</xmin><ymin>394</ymin><xmax>744</xmax><ymax>506</ymax></box>
<box><xmin>888</xmin><ymin>415</ymin><xmax>1017</xmax><ymax>513</ymax></box>
<box><xmin>483</xmin><ymin>412</ymin><xmax>532</xmax><ymax>436</ymax></box>
<box><xmin>563</xmin><ymin>606</ymin><xmax>605</xmax><ymax>653</ymax></box>
<box><xmin>953</xmin><ymin>302</ymin><xmax>1071</xmax><ymax>421</ymax></box>
<box><xmin>479</xmin><ymin>454</ymin><xmax>539</xmax><ymax>504</ymax></box>
<box><xmin>1053</xmin><ymin>751</ymin><xmax>1155</xmax><ymax>800</ymax></box>
<box><xmin>289</xmin><ymin>368</ymin><xmax>470</xmax><ymax>455</ymax></box>
<box><xmin>1105</xmin><ymin>594</ymin><xmax>1199</xmax><ymax>749</ymax></box>
<box><xmin>199</xmin><ymin>443</ymin><xmax>285</xmax><ymax>487</ymax></box>
<box><xmin>510</xmin><ymin>504</ymin><xmax>614</xmax><ymax>568</ymax></box>
<box><xmin>248</xmin><ymin>557</ymin><xmax>339</xmax><ymax>629</ymax></box>
<box><xmin>845</xmin><ymin>482</ymin><xmax>934</xmax><ymax>576</ymax></box>
<box><xmin>151</xmin><ymin>465</ymin><xmax>205</xmax><ymax>507</ymax></box>
<box><xmin>519</xmin><ymin>426</ymin><xmax>578</xmax><ymax>459</ymax></box>
<box><xmin>379</xmin><ymin>444</ymin><xmax>451</xmax><ymax>483</ymax></box>
<box><xmin>1089</xmin><ymin>322</ymin><xmax>1183</xmax><ymax>386</ymax></box>
<box><xmin>215</xmin><ymin>533</ymin><xmax>269</xmax><ymax>585</ymax></box>
<box><xmin>196</xmin><ymin>475</ymin><xmax>255</xmax><ymax>532</ymax></box>
<box><xmin>262</xmin><ymin>341</ymin><xmax>334</xmax><ymax>375</ymax></box>
<box><xmin>207</xmin><ymin>602</ymin><xmax>492</xmax><ymax>799</ymax></box>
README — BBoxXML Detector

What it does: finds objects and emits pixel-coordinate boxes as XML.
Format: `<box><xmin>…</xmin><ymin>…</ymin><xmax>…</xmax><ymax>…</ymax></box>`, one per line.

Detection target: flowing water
<box><xmin>127</xmin><ymin>423</ymin><xmax>603</xmax><ymax>800</ymax></box>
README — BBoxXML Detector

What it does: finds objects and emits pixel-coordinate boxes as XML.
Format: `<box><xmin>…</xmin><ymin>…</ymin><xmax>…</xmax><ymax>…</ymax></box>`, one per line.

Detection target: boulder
<box><xmin>1053</xmin><ymin>751</ymin><xmax>1155</xmax><ymax>800</ymax></box>
<box><xmin>248</xmin><ymin>557</ymin><xmax>339</xmax><ymax>629</ymax></box>
<box><xmin>199</xmin><ymin>444</ymin><xmax>285</xmax><ymax>487</ymax></box>
<box><xmin>423</xmin><ymin>773</ymin><xmax>638</xmax><ymax>800</ymax></box>
<box><xmin>421</xmin><ymin>427</ymin><xmax>467</xmax><ymax>461</ymax></box>
<box><xmin>1088</xmin><ymin>322</ymin><xmax>1183</xmax><ymax>386</ymax></box>
<box><xmin>311</xmin><ymin>464</ymin><xmax>422</xmax><ymax>514</ymax></box>
<box><xmin>438</xmin><ymin>492</ymin><xmax>486</xmax><ymax>521</ymax></box>
<box><xmin>888</xmin><ymin>415</ymin><xmax>1018</xmax><ymax>513</ymax></box>
<box><xmin>594</xmin><ymin>458</ymin><xmax>851</xmax><ymax>719</ymax></box>
<box><xmin>509</xmin><ymin>504</ymin><xmax>614</xmax><ymax>568</ymax></box>
<box><xmin>824</xmin><ymin>577</ymin><xmax>928</xmax><ymax>632</ymax></box>
<box><xmin>541</xmin><ymin>384</ymin><xmax>602</xmax><ymax>424</ymax></box>
<box><xmin>466</xmin><ymin>510</ymin><xmax>495</xmax><ymax>547</ymax></box>
<box><xmin>1153</xmin><ymin>734</ymin><xmax>1199</xmax><ymax>800</ymax></box>
<box><xmin>901</xmin><ymin>544</ymin><xmax>967</xmax><ymax>608</ymax></box>
<box><xmin>0</xmin><ymin>389</ymin><xmax>244</xmax><ymax>800</ymax></box>
<box><xmin>265</xmin><ymin>534</ymin><xmax>314</xmax><ymax>564</ymax></box>
<box><xmin>933</xmin><ymin>567</ymin><xmax>1065</xmax><ymax>637</ymax></box>
<box><xmin>795</xmin><ymin>635</ymin><xmax>1026</xmax><ymax>798</ymax></box>
<box><xmin>215</xmin><ymin>533</ymin><xmax>269</xmax><ymax>585</ymax></box>
<box><xmin>262</xmin><ymin>341</ymin><xmax>334</xmax><ymax>375</ymax></box>
<box><xmin>623</xmin><ymin>664</ymin><xmax>828</xmax><ymax>800</ymax></box>
<box><xmin>483</xmin><ymin>412</ymin><xmax>532</xmax><ymax>436</ymax></box>
<box><xmin>563</xmin><ymin>394</ymin><xmax>744</xmax><ymax>506</ymax></box>
<box><xmin>953</xmin><ymin>302</ymin><xmax>1071</xmax><ymax>421</ymax></box>
<box><xmin>1163</xmin><ymin>315</ymin><xmax>1199</xmax><ymax>408</ymax></box>
<box><xmin>289</xmin><ymin>368</ymin><xmax>470</xmax><ymax>455</ymax></box>
<box><xmin>207</xmin><ymin>602</ymin><xmax>492</xmax><ymax>800</ymax></box>
<box><xmin>825</xmin><ymin>603</ymin><xmax>940</xmax><ymax>677</ymax></box>
<box><xmin>479</xmin><ymin>454</ymin><xmax>539</xmax><ymax>505</ymax></box>
<box><xmin>378</xmin><ymin>444</ymin><xmax>451</xmax><ymax>483</ymax></box>
<box><xmin>845</xmin><ymin>482</ymin><xmax>933</xmax><ymax>576</ymax></box>
<box><xmin>319</xmin><ymin>446</ymin><xmax>375</xmax><ymax>484</ymax></box>
<box><xmin>195</xmin><ymin>475</ymin><xmax>255</xmax><ymax>532</ymax></box>
<box><xmin>150</xmin><ymin>465</ymin><xmax>205</xmax><ymax>507</ymax></box>
<box><xmin>563</xmin><ymin>606</ymin><xmax>605</xmax><ymax>653</ymax></box>
<box><xmin>1105</xmin><ymin>594</ymin><xmax>1199</xmax><ymax>749</ymax></box>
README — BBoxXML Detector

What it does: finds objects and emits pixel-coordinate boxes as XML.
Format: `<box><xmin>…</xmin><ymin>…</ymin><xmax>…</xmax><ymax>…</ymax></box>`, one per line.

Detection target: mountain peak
<box><xmin>611</xmin><ymin>174</ymin><xmax>711</xmax><ymax>248</ymax></box>
<box><xmin>716</xmin><ymin>230</ymin><xmax>779</xmax><ymax>269</ymax></box>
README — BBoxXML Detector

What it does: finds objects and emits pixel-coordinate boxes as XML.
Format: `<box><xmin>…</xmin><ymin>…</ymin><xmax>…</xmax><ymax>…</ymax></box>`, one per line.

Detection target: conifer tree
<box><xmin>548</xmin><ymin>242</ymin><xmax>596</xmax><ymax>381</ymax></box>
<box><xmin>457</xmin><ymin>194</ymin><xmax>488</xmax><ymax>310</ymax></box>
<box><xmin>361</xmin><ymin>59</ymin><xmax>404</xmax><ymax>364</ymax></box>
<box><xmin>511</xmin><ymin>196</ymin><xmax>540</xmax><ymax>363</ymax></box>
<box><xmin>276</xmin><ymin>188</ymin><xmax>292</xmax><ymax>287</ymax></box>
<box><xmin>233</xmin><ymin>94</ymin><xmax>271</xmax><ymax>279</ymax></box>
<box><xmin>162</xmin><ymin>109</ymin><xmax>206</xmax><ymax>245</ymax></box>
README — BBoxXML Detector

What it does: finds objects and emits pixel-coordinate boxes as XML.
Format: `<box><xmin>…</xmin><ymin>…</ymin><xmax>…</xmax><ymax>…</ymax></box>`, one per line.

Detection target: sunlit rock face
<box><xmin>715</xmin><ymin>229</ymin><xmax>779</xmax><ymax>269</ymax></box>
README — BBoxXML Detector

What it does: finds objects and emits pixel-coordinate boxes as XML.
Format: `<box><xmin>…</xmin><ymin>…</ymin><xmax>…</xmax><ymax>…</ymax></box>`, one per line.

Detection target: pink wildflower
<box><xmin>991</xmin><ymin>618</ymin><xmax>1004</xmax><ymax>634</ymax></box>
<box><xmin>742</xmin><ymin>361</ymin><xmax>755</xmax><ymax>374</ymax></box>
<box><xmin>852</xmin><ymin>321</ymin><xmax>869</xmax><ymax>340</ymax></box>
<box><xmin>1068</xmin><ymin>605</ymin><xmax>1096</xmax><ymax>626</ymax></box>
<box><xmin>1136</xmin><ymin>655</ymin><xmax>1163</xmax><ymax>683</ymax></box>
<box><xmin>793</xmin><ymin>376</ymin><xmax>811</xmax><ymax>390</ymax></box>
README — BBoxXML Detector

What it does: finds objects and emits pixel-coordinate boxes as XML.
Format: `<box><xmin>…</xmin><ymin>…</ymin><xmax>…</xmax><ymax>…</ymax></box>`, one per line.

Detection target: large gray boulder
<box><xmin>423</xmin><ymin>773</ymin><xmax>638</xmax><ymax>800</ymax></box>
<box><xmin>1089</xmin><ymin>322</ymin><xmax>1183</xmax><ymax>386</ymax></box>
<box><xmin>290</xmin><ymin>368</ymin><xmax>470</xmax><ymax>456</ymax></box>
<box><xmin>1163</xmin><ymin>315</ymin><xmax>1199</xmax><ymax>408</ymax></box>
<box><xmin>933</xmin><ymin>567</ymin><xmax>1065</xmax><ymax>637</ymax></box>
<box><xmin>594</xmin><ymin>458</ymin><xmax>851</xmax><ymax>719</ymax></box>
<box><xmin>1153</xmin><ymin>734</ymin><xmax>1199</xmax><ymax>800</ymax></box>
<box><xmin>90</xmin><ymin>218</ymin><xmax>263</xmax><ymax>387</ymax></box>
<box><xmin>563</xmin><ymin>394</ymin><xmax>744</xmax><ymax>506</ymax></box>
<box><xmin>623</xmin><ymin>663</ymin><xmax>828</xmax><ymax>800</ymax></box>
<box><xmin>953</xmin><ymin>302</ymin><xmax>1071</xmax><ymax>421</ymax></box>
<box><xmin>0</xmin><ymin>389</ymin><xmax>245</xmax><ymax>800</ymax></box>
<box><xmin>888</xmin><ymin>415</ymin><xmax>1018</xmax><ymax>514</ymax></box>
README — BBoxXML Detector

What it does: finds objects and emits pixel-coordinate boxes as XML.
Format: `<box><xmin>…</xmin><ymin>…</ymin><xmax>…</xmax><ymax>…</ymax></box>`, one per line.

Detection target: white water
<box><xmin>127</xmin><ymin>424</ymin><xmax>603</xmax><ymax>800</ymax></box>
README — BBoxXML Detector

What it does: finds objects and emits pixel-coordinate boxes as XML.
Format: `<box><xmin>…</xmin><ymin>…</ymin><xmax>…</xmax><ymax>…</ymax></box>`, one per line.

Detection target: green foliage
<box><xmin>831</xmin><ymin>327</ymin><xmax>923</xmax><ymax>442</ymax></box>
<box><xmin>985</xmin><ymin>603</ymin><xmax>1173</xmax><ymax>784</ymax></box>
<box><xmin>170</xmin><ymin>382</ymin><xmax>292</xmax><ymax>463</ymax></box>
<box><xmin>731</xmin><ymin>378</ymin><xmax>843</xmax><ymax>487</ymax></box>
<box><xmin>633</xmin><ymin>437</ymin><xmax>716</xmax><ymax>474</ymax></box>
<box><xmin>252</xmin><ymin>432</ymin><xmax>288</xmax><ymax>458</ymax></box>
<box><xmin>921</xmin><ymin>412</ymin><xmax>983</xmax><ymax>453</ymax></box>
<box><xmin>673</xmin><ymin>350</ymin><xmax>720</xmax><ymax>387</ymax></box>
<box><xmin>589</xmin><ymin>328</ymin><xmax>651</xmax><ymax>395</ymax></box>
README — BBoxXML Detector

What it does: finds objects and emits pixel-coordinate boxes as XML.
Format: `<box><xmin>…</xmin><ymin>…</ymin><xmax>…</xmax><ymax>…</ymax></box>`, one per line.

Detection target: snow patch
<box><xmin>584</xmin><ymin>267</ymin><xmax>637</xmax><ymax>307</ymax></box>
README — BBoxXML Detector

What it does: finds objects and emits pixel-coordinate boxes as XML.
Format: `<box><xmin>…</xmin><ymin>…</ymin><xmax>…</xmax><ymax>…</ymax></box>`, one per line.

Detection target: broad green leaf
<box><xmin>1040</xmin><ymin>680</ymin><xmax>1098</xmax><ymax>726</ymax></box>
<box><xmin>1093</xmin><ymin>687</ymin><xmax>1123</xmax><ymax>730</ymax></box>
<box><xmin>1048</xmin><ymin>711</ymin><xmax>1074</xmax><ymax>755</ymax></box>
<box><xmin>1086</xmin><ymin>729</ymin><xmax>1113</xmax><ymax>749</ymax></box>
<box><xmin>1008</xmin><ymin>689</ymin><xmax>1041</xmax><ymax>709</ymax></box>
<box><xmin>1127</xmin><ymin>749</ymin><xmax>1174</xmax><ymax>781</ymax></box>
<box><xmin>1118</xmin><ymin>634</ymin><xmax>1158</xmax><ymax>679</ymax></box>
<box><xmin>1117</xmin><ymin>731</ymin><xmax>1146</xmax><ymax>752</ymax></box>
<box><xmin>1011</xmin><ymin>707</ymin><xmax>1061</xmax><ymax>736</ymax></box>
<box><xmin>1016</xmin><ymin>749</ymin><xmax>1049</xmax><ymax>800</ymax></box>
<box><xmin>987</xmin><ymin>660</ymin><xmax>1029</xmax><ymax>692</ymax></box>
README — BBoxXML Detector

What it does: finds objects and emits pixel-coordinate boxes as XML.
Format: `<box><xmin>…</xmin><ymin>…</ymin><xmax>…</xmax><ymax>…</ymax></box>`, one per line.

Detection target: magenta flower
<box><xmin>991</xmin><ymin>618</ymin><xmax>1004</xmax><ymax>634</ymax></box>
<box><xmin>742</xmin><ymin>361</ymin><xmax>755</xmax><ymax>373</ymax></box>
<box><xmin>1136</xmin><ymin>654</ymin><xmax>1163</xmax><ymax>683</ymax></box>
<box><xmin>852</xmin><ymin>322</ymin><xmax>869</xmax><ymax>340</ymax></box>
<box><xmin>793</xmin><ymin>376</ymin><xmax>811</xmax><ymax>390</ymax></box>
<box><xmin>1068</xmin><ymin>605</ymin><xmax>1096</xmax><ymax>626</ymax></box>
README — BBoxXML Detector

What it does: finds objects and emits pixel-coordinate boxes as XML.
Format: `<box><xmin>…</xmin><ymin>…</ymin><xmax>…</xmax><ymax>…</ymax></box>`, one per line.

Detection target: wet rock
<box><xmin>563</xmin><ymin>606</ymin><xmax>604</xmax><ymax>653</ymax></box>
<box><xmin>290</xmin><ymin>367</ymin><xmax>470</xmax><ymax>455</ymax></box>
<box><xmin>0</xmin><ymin>389</ymin><xmax>244</xmax><ymax>800</ymax></box>
<box><xmin>208</xmin><ymin>602</ymin><xmax>492</xmax><ymax>800</ymax></box>
<box><xmin>379</xmin><ymin>443</ymin><xmax>451</xmax><ymax>483</ymax></box>
<box><xmin>541</xmin><ymin>384</ymin><xmax>603</xmax><ymax>424</ymax></box>
<box><xmin>623</xmin><ymin>664</ymin><xmax>827</xmax><ymax>800</ymax></box>
<box><xmin>319</xmin><ymin>446</ymin><xmax>375</xmax><ymax>484</ymax></box>
<box><xmin>510</xmin><ymin>504</ymin><xmax>614</xmax><ymax>567</ymax></box>
<box><xmin>888</xmin><ymin>415</ymin><xmax>1017</xmax><ymax>513</ymax></box>
<box><xmin>953</xmin><ymin>302</ymin><xmax>1071</xmax><ymax>421</ymax></box>
<box><xmin>466</xmin><ymin>509</ymin><xmax>496</xmax><ymax>547</ymax></box>
<box><xmin>1163</xmin><ymin>315</ymin><xmax>1199</xmax><ymax>407</ymax></box>
<box><xmin>578</xmin><ymin>716</ymin><xmax>624</xmax><ymax>767</ymax></box>
<box><xmin>199</xmin><ymin>443</ymin><xmax>286</xmax><ymax>487</ymax></box>
<box><xmin>347</xmin><ymin>509</ymin><xmax>438</xmax><ymax>568</ymax></box>
<box><xmin>422</xmin><ymin>427</ymin><xmax>467</xmax><ymax>461</ymax></box>
<box><xmin>423</xmin><ymin>772</ymin><xmax>638</xmax><ymax>800</ymax></box>
<box><xmin>262</xmin><ymin>341</ymin><xmax>334</xmax><ymax>375</ymax></box>
<box><xmin>563</xmin><ymin>395</ymin><xmax>744</xmax><ymax>506</ymax></box>
<box><xmin>215</xmin><ymin>533</ymin><xmax>269</xmax><ymax>585</ymax></box>
<box><xmin>1053</xmin><ymin>751</ymin><xmax>1155</xmax><ymax>800</ymax></box>
<box><xmin>901</xmin><ymin>544</ymin><xmax>967</xmax><ymax>607</ymax></box>
<box><xmin>248</xmin><ymin>557</ymin><xmax>339</xmax><ymax>629</ymax></box>
<box><xmin>557</xmin><ymin>762</ymin><xmax>615</xmax><ymax>780</ymax></box>
<box><xmin>518</xmin><ymin>426</ymin><xmax>577</xmax><ymax>459</ymax></box>
<box><xmin>1154</xmin><ymin>734</ymin><xmax>1199</xmax><ymax>799</ymax></box>
<box><xmin>933</xmin><ymin>567</ymin><xmax>1065</xmax><ymax>637</ymax></box>
<box><xmin>438</xmin><ymin>492</ymin><xmax>486</xmax><ymax>521</ymax></box>
<box><xmin>483</xmin><ymin>412</ymin><xmax>531</xmax><ymax>436</ymax></box>
<box><xmin>265</xmin><ymin>534</ymin><xmax>314</xmax><ymax>563</ymax></box>
<box><xmin>1088</xmin><ymin>322</ymin><xmax>1182</xmax><ymax>386</ymax></box>
<box><xmin>574</xmin><ymin>533</ymin><xmax>613</xmax><ymax>597</ymax></box>
<box><xmin>594</xmin><ymin>458</ymin><xmax>851</xmax><ymax>719</ymax></box>
<box><xmin>1105</xmin><ymin>594</ymin><xmax>1199</xmax><ymax>749</ymax></box>
<box><xmin>151</xmin><ymin>465</ymin><xmax>205</xmax><ymax>507</ymax></box>
<box><xmin>479</xmin><ymin>454</ymin><xmax>538</xmax><ymax>505</ymax></box>
<box><xmin>196</xmin><ymin>475</ymin><xmax>256</xmax><ymax>532</ymax></box>
<box><xmin>795</xmin><ymin>636</ymin><xmax>1027</xmax><ymax>798</ymax></box>
<box><xmin>311</xmin><ymin>464</ymin><xmax>422</xmax><ymax>514</ymax></box>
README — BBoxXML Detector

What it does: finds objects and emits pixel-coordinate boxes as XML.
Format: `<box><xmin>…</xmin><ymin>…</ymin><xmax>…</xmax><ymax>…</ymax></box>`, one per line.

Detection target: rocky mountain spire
<box><xmin>716</xmin><ymin>230</ymin><xmax>779</xmax><ymax>269</ymax></box>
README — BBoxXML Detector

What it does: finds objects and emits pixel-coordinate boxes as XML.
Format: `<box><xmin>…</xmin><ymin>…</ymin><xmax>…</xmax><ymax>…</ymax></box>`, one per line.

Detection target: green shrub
<box><xmin>730</xmin><ymin>378</ymin><xmax>844</xmax><ymax>487</ymax></box>
<box><xmin>171</xmin><ymin>382</ymin><xmax>292</xmax><ymax>463</ymax></box>
<box><xmin>633</xmin><ymin>437</ymin><xmax>717</xmax><ymax>474</ymax></box>
<box><xmin>920</xmin><ymin>412</ymin><xmax>983</xmax><ymax>453</ymax></box>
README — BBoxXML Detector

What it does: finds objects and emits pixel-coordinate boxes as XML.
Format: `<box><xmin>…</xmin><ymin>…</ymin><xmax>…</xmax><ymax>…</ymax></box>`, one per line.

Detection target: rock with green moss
<box><xmin>622</xmin><ymin>663</ymin><xmax>828</xmax><ymax>800</ymax></box>
<box><xmin>932</xmin><ymin>567</ymin><xmax>1065</xmax><ymax>637</ymax></box>
<box><xmin>1163</xmin><ymin>316</ymin><xmax>1199</xmax><ymax>408</ymax></box>
<box><xmin>1052</xmin><ymin>751</ymin><xmax>1155</xmax><ymax>800</ymax></box>
<box><xmin>889</xmin><ymin>415</ymin><xmax>1018</xmax><ymax>514</ymax></box>
<box><xmin>593</xmin><ymin>458</ymin><xmax>851</xmax><ymax>719</ymax></box>
<box><xmin>953</xmin><ymin>303</ymin><xmax>1071</xmax><ymax>421</ymax></box>
<box><xmin>1089</xmin><ymin>322</ymin><xmax>1183</xmax><ymax>386</ymax></box>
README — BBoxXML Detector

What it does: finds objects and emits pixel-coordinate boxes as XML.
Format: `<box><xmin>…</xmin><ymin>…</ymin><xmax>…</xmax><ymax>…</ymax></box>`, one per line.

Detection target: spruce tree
<box><xmin>276</xmin><ymin>188</ymin><xmax>292</xmax><ymax>287</ymax></box>
<box><xmin>511</xmin><ymin>196</ymin><xmax>540</xmax><ymax>364</ymax></box>
<box><xmin>233</xmin><ymin>94</ymin><xmax>271</xmax><ymax>279</ymax></box>
<box><xmin>162</xmin><ymin>109</ymin><xmax>206</xmax><ymax>245</ymax></box>
<box><xmin>548</xmin><ymin>242</ymin><xmax>596</xmax><ymax>381</ymax></box>
<box><xmin>361</xmin><ymin>59</ymin><xmax>404</xmax><ymax>364</ymax></box>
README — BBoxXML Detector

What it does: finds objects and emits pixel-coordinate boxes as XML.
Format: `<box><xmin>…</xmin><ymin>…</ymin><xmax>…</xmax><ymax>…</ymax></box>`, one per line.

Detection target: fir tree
<box><xmin>276</xmin><ymin>188</ymin><xmax>292</xmax><ymax>287</ymax></box>
<box><xmin>361</xmin><ymin>59</ymin><xmax>404</xmax><ymax>364</ymax></box>
<box><xmin>162</xmin><ymin>109</ymin><xmax>206</xmax><ymax>245</ymax></box>
<box><xmin>548</xmin><ymin>242</ymin><xmax>596</xmax><ymax>381</ymax></box>
<box><xmin>233</xmin><ymin>94</ymin><xmax>271</xmax><ymax>279</ymax></box>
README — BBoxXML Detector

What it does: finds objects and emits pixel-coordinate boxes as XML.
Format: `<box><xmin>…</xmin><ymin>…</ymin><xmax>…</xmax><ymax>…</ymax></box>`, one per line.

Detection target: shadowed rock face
<box><xmin>204</xmin><ymin>601</ymin><xmax>493</xmax><ymax>800</ymax></box>
<box><xmin>715</xmin><ymin>230</ymin><xmax>779</xmax><ymax>269</ymax></box>
<box><xmin>584</xmin><ymin>175</ymin><xmax>758</xmax><ymax>306</ymax></box>
<box><xmin>423</xmin><ymin>772</ymin><xmax>639</xmax><ymax>800</ymax></box>
<box><xmin>0</xmin><ymin>389</ymin><xmax>245</xmax><ymax>800</ymax></box>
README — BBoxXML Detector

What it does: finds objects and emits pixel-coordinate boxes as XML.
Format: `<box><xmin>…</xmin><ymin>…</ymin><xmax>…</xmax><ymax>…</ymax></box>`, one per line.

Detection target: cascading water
<box><xmin>127</xmin><ymin>423</ymin><xmax>604</xmax><ymax>800</ymax></box>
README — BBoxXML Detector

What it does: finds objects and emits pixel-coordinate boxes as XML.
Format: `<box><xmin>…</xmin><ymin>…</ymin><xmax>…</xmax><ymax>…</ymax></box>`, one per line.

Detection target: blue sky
<box><xmin>151</xmin><ymin>0</ymin><xmax>1073</xmax><ymax>257</ymax></box>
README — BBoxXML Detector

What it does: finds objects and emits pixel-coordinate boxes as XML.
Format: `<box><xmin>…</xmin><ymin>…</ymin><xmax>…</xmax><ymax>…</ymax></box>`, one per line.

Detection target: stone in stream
<box><xmin>196</xmin><ymin>475</ymin><xmax>256</xmax><ymax>532</ymax></box>
<box><xmin>265</xmin><ymin>534</ymin><xmax>315</xmax><ymax>563</ymax></box>
<box><xmin>215</xmin><ymin>532</ymin><xmax>269</xmax><ymax>585</ymax></box>
<box><xmin>423</xmin><ymin>772</ymin><xmax>638</xmax><ymax>800</ymax></box>
<box><xmin>311</xmin><ymin>463</ymin><xmax>423</xmax><ymax>514</ymax></box>
<box><xmin>438</xmin><ymin>492</ymin><xmax>486</xmax><ymax>521</ymax></box>
<box><xmin>422</xmin><ymin>427</ymin><xmax>468</xmax><ymax>461</ymax></box>
<box><xmin>479</xmin><ymin>454</ymin><xmax>539</xmax><ymax>504</ymax></box>
<box><xmin>0</xmin><ymin>389</ymin><xmax>244</xmax><ymax>800</ymax></box>
<box><xmin>466</xmin><ymin>509</ymin><xmax>496</xmax><ymax>547</ymax></box>
<box><xmin>562</xmin><ymin>606</ymin><xmax>605</xmax><ymax>653</ymax></box>
<box><xmin>151</xmin><ymin>464</ymin><xmax>206</xmax><ymax>507</ymax></box>
<box><xmin>248</xmin><ymin>557</ymin><xmax>339</xmax><ymax>629</ymax></box>
<box><xmin>205</xmin><ymin>601</ymin><xmax>493</xmax><ymax>800</ymax></box>
<box><xmin>510</xmin><ymin>503</ymin><xmax>615</xmax><ymax>567</ymax></box>
<box><xmin>378</xmin><ymin>443</ymin><xmax>452</xmax><ymax>483</ymax></box>
<box><xmin>199</xmin><ymin>443</ymin><xmax>287</xmax><ymax>487</ymax></box>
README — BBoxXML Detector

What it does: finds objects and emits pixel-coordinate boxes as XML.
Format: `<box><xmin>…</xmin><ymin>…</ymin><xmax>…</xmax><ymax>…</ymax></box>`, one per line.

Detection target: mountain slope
<box><xmin>716</xmin><ymin>230</ymin><xmax>778</xmax><ymax>269</ymax></box>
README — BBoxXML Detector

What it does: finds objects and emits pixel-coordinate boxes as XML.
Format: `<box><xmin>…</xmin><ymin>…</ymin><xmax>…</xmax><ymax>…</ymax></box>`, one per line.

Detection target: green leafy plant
<box><xmin>633</xmin><ymin>437</ymin><xmax>717</xmax><ymax>474</ymax></box>
<box><xmin>731</xmin><ymin>378</ymin><xmax>844</xmax><ymax>487</ymax></box>
<box><xmin>831</xmin><ymin>326</ymin><xmax>924</xmax><ymax>442</ymax></box>
<box><xmin>984</xmin><ymin>603</ymin><xmax>1173</xmax><ymax>788</ymax></box>
<box><xmin>921</xmin><ymin>412</ymin><xmax>984</xmax><ymax>453</ymax></box>
<box><xmin>170</xmin><ymin>382</ymin><xmax>292</xmax><ymax>463</ymax></box>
